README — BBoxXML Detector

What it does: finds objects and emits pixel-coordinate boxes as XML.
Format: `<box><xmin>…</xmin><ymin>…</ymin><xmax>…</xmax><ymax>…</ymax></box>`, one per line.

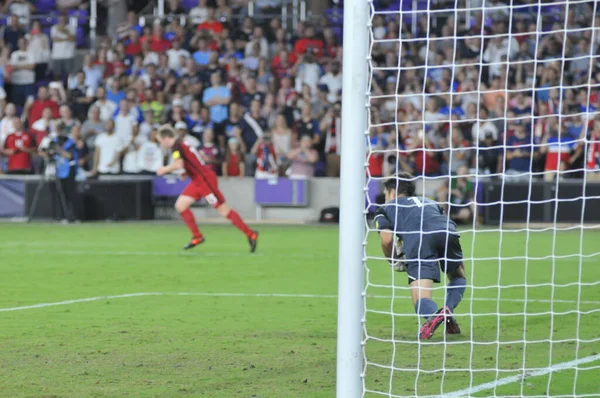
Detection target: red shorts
<box><xmin>181</xmin><ymin>175</ymin><xmax>225</xmax><ymax>208</ymax></box>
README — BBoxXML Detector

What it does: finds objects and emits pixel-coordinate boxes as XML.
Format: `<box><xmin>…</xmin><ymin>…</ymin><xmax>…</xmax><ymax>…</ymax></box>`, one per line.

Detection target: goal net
<box><xmin>361</xmin><ymin>0</ymin><xmax>600</xmax><ymax>397</ymax></box>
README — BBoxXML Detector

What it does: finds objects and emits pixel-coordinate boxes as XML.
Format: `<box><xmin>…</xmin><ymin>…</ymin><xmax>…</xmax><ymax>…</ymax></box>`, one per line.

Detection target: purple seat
<box><xmin>35</xmin><ymin>0</ymin><xmax>57</xmax><ymax>14</ymax></box>
<box><xmin>182</xmin><ymin>0</ymin><xmax>198</xmax><ymax>11</ymax></box>
<box><xmin>76</xmin><ymin>26</ymin><xmax>86</xmax><ymax>47</ymax></box>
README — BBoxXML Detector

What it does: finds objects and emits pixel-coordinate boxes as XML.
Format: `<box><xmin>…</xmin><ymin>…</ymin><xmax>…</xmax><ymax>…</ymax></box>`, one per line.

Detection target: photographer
<box><xmin>40</xmin><ymin>121</ymin><xmax>79</xmax><ymax>221</ymax></box>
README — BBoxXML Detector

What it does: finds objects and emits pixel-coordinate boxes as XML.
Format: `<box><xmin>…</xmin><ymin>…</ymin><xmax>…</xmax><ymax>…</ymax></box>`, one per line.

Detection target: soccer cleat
<box><xmin>418</xmin><ymin>308</ymin><xmax>446</xmax><ymax>340</ymax></box>
<box><xmin>183</xmin><ymin>236</ymin><xmax>205</xmax><ymax>250</ymax></box>
<box><xmin>248</xmin><ymin>231</ymin><xmax>259</xmax><ymax>253</ymax></box>
<box><xmin>444</xmin><ymin>306</ymin><xmax>461</xmax><ymax>335</ymax></box>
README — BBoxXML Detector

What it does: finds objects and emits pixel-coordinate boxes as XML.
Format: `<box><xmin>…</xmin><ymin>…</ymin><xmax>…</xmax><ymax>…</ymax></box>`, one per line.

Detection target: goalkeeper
<box><xmin>374</xmin><ymin>172</ymin><xmax>467</xmax><ymax>340</ymax></box>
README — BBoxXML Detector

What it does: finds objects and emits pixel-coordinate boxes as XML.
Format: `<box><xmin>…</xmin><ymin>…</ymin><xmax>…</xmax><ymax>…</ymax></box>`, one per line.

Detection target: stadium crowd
<box><xmin>0</xmin><ymin>0</ymin><xmax>598</xmax><ymax>187</ymax></box>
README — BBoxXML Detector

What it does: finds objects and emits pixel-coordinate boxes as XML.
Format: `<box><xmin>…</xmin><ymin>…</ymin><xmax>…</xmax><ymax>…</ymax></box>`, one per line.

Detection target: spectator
<box><xmin>444</xmin><ymin>130</ymin><xmax>472</xmax><ymax>174</ymax></box>
<box><xmin>288</xmin><ymin>135</ymin><xmax>318</xmax><ymax>179</ymax></box>
<box><xmin>505</xmin><ymin>120</ymin><xmax>534</xmax><ymax>176</ymax></box>
<box><xmin>92</xmin><ymin>86</ymin><xmax>117</xmax><ymax>123</ymax></box>
<box><xmin>190</xmin><ymin>0</ymin><xmax>209</xmax><ymax>25</ymax></box>
<box><xmin>106</xmin><ymin>80</ymin><xmax>126</xmax><ymax>105</ymax></box>
<box><xmin>69</xmin><ymin>71</ymin><xmax>95</xmax><ymax>121</ymax></box>
<box><xmin>252</xmin><ymin>133</ymin><xmax>278</xmax><ymax>179</ymax></box>
<box><xmin>114</xmin><ymin>99</ymin><xmax>138</xmax><ymax>141</ymax></box>
<box><xmin>220</xmin><ymin>102</ymin><xmax>243</xmax><ymax>144</ymax></box>
<box><xmin>436</xmin><ymin>165</ymin><xmax>474</xmax><ymax>224</ymax></box>
<box><xmin>121</xmin><ymin>126</ymin><xmax>146</xmax><ymax>174</ymax></box>
<box><xmin>586</xmin><ymin>115</ymin><xmax>600</xmax><ymax>181</ymax></box>
<box><xmin>293</xmin><ymin>25</ymin><xmax>324</xmax><ymax>58</ymax></box>
<box><xmin>478</xmin><ymin>132</ymin><xmax>502</xmax><ymax>175</ymax></box>
<box><xmin>271</xmin><ymin>113</ymin><xmax>292</xmax><ymax>171</ymax></box>
<box><xmin>199</xmin><ymin>127</ymin><xmax>220</xmax><ymax>174</ymax></box>
<box><xmin>10</xmin><ymin>36</ymin><xmax>35</xmax><ymax>106</ymax></box>
<box><xmin>81</xmin><ymin>106</ymin><xmax>105</xmax><ymax>149</ymax></box>
<box><xmin>58</xmin><ymin>104</ymin><xmax>79</xmax><ymax>135</ymax></box>
<box><xmin>2</xmin><ymin>1</ymin><xmax>34</xmax><ymax>28</ymax></box>
<box><xmin>319</xmin><ymin>60</ymin><xmax>342</xmax><ymax>104</ymax></box>
<box><xmin>70</xmin><ymin>124</ymin><xmax>90</xmax><ymax>173</ymax></box>
<box><xmin>175</xmin><ymin>121</ymin><xmax>200</xmax><ymax>148</ymax></box>
<box><xmin>197</xmin><ymin>8</ymin><xmax>224</xmax><ymax>36</ymax></box>
<box><xmin>50</xmin><ymin>14</ymin><xmax>76</xmax><ymax>80</ymax></box>
<box><xmin>472</xmin><ymin>108</ymin><xmax>499</xmax><ymax>143</ymax></box>
<box><xmin>203</xmin><ymin>72</ymin><xmax>231</xmax><ymax>124</ymax></box>
<box><xmin>241</xmin><ymin>99</ymin><xmax>268</xmax><ymax>173</ymax></box>
<box><xmin>222</xmin><ymin>137</ymin><xmax>244</xmax><ymax>177</ymax></box>
<box><xmin>297</xmin><ymin>103</ymin><xmax>320</xmax><ymax>142</ymax></box>
<box><xmin>166</xmin><ymin>38</ymin><xmax>190</xmax><ymax>71</ymax></box>
<box><xmin>540</xmin><ymin>117</ymin><xmax>582</xmax><ymax>182</ymax></box>
<box><xmin>92</xmin><ymin>119</ymin><xmax>124</xmax><ymax>175</ymax></box>
<box><xmin>0</xmin><ymin>103</ymin><xmax>18</xmax><ymax>145</ymax></box>
<box><xmin>1</xmin><ymin>14</ymin><xmax>25</xmax><ymax>51</ymax></box>
<box><xmin>27</xmin><ymin>20</ymin><xmax>51</xmax><ymax>81</ymax></box>
<box><xmin>3</xmin><ymin>118</ymin><xmax>35</xmax><ymax>174</ymax></box>
<box><xmin>410</xmin><ymin>131</ymin><xmax>441</xmax><ymax>177</ymax></box>
<box><xmin>28</xmin><ymin>86</ymin><xmax>60</xmax><ymax>124</ymax></box>
<box><xmin>245</xmin><ymin>26</ymin><xmax>269</xmax><ymax>59</ymax></box>
<box><xmin>30</xmin><ymin>107</ymin><xmax>55</xmax><ymax>146</ymax></box>
<box><xmin>137</xmin><ymin>129</ymin><xmax>163</xmax><ymax>175</ymax></box>
<box><xmin>320</xmin><ymin>102</ymin><xmax>342</xmax><ymax>177</ymax></box>
<box><xmin>293</xmin><ymin>51</ymin><xmax>322</xmax><ymax>96</ymax></box>
<box><xmin>241</xmin><ymin>75</ymin><xmax>265</xmax><ymax>109</ymax></box>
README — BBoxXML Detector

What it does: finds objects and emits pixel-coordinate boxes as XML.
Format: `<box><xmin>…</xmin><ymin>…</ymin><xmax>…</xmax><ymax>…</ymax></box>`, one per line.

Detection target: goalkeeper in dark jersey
<box><xmin>374</xmin><ymin>172</ymin><xmax>467</xmax><ymax>340</ymax></box>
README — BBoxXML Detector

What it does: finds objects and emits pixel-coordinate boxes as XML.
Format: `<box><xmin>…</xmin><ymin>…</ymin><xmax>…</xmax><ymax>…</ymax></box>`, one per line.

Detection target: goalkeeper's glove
<box><xmin>389</xmin><ymin>242</ymin><xmax>407</xmax><ymax>272</ymax></box>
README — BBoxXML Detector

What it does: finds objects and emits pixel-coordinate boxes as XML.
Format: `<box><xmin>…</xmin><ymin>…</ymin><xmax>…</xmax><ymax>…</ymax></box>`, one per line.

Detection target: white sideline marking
<box><xmin>1</xmin><ymin>292</ymin><xmax>600</xmax><ymax>313</ymax></box>
<box><xmin>441</xmin><ymin>353</ymin><xmax>600</xmax><ymax>398</ymax></box>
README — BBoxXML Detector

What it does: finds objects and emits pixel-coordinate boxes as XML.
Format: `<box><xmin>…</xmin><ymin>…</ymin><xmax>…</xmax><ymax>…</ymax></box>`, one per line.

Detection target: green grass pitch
<box><xmin>0</xmin><ymin>223</ymin><xmax>599</xmax><ymax>397</ymax></box>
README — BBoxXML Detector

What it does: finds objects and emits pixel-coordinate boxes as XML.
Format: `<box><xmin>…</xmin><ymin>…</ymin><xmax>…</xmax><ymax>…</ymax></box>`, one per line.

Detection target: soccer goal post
<box><xmin>337</xmin><ymin>1</ymin><xmax>600</xmax><ymax>397</ymax></box>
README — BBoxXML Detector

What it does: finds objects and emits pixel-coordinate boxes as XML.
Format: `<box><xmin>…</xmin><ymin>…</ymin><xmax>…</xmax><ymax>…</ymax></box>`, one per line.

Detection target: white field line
<box><xmin>440</xmin><ymin>353</ymin><xmax>600</xmax><ymax>398</ymax></box>
<box><xmin>1</xmin><ymin>292</ymin><xmax>599</xmax><ymax>313</ymax></box>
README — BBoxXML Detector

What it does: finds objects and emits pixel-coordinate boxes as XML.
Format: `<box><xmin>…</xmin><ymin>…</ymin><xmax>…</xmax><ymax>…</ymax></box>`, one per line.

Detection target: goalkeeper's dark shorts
<box><xmin>405</xmin><ymin>232</ymin><xmax>463</xmax><ymax>284</ymax></box>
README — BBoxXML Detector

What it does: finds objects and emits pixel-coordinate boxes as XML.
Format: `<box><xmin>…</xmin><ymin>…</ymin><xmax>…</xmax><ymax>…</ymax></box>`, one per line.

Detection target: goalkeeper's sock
<box><xmin>446</xmin><ymin>278</ymin><xmax>467</xmax><ymax>310</ymax></box>
<box><xmin>180</xmin><ymin>209</ymin><xmax>202</xmax><ymax>239</ymax></box>
<box><xmin>227</xmin><ymin>210</ymin><xmax>253</xmax><ymax>237</ymax></box>
<box><xmin>415</xmin><ymin>298</ymin><xmax>438</xmax><ymax>320</ymax></box>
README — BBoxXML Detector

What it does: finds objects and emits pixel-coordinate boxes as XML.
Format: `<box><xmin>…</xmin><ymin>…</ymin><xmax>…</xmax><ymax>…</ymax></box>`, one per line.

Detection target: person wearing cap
<box><xmin>175</xmin><ymin>120</ymin><xmax>200</xmax><ymax>149</ymax></box>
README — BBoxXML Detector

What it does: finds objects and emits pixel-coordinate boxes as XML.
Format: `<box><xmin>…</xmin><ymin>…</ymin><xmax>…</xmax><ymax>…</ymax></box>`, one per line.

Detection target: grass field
<box><xmin>0</xmin><ymin>223</ymin><xmax>599</xmax><ymax>397</ymax></box>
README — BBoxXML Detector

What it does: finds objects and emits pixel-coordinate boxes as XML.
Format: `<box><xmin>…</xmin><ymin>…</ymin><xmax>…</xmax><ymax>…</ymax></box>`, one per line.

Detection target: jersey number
<box><xmin>410</xmin><ymin>197</ymin><xmax>423</xmax><ymax>207</ymax></box>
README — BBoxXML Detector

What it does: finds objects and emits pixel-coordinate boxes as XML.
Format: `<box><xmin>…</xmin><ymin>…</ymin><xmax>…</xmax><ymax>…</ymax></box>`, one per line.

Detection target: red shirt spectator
<box><xmin>272</xmin><ymin>51</ymin><xmax>296</xmax><ymax>79</ymax></box>
<box><xmin>412</xmin><ymin>138</ymin><xmax>440</xmax><ymax>176</ymax></box>
<box><xmin>4</xmin><ymin>126</ymin><xmax>35</xmax><ymax>173</ymax></box>
<box><xmin>150</xmin><ymin>35</ymin><xmax>171</xmax><ymax>53</ymax></box>
<box><xmin>125</xmin><ymin>31</ymin><xmax>142</xmax><ymax>56</ymax></box>
<box><xmin>293</xmin><ymin>27</ymin><xmax>324</xmax><ymax>58</ymax></box>
<box><xmin>29</xmin><ymin>86</ymin><xmax>59</xmax><ymax>124</ymax></box>
<box><xmin>197</xmin><ymin>9</ymin><xmax>224</xmax><ymax>36</ymax></box>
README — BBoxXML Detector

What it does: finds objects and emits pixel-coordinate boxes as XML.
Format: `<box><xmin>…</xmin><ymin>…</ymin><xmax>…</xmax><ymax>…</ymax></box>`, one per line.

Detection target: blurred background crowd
<box><xmin>0</xmin><ymin>0</ymin><xmax>598</xmax><ymax>188</ymax></box>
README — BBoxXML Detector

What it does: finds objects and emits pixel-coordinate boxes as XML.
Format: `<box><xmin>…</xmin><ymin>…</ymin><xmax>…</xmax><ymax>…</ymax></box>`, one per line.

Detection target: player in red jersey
<box><xmin>156</xmin><ymin>125</ymin><xmax>259</xmax><ymax>252</ymax></box>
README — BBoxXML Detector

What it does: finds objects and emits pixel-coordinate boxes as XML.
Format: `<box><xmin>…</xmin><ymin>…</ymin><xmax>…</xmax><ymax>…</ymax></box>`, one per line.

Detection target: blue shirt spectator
<box><xmin>506</xmin><ymin>131</ymin><xmax>533</xmax><ymax>172</ymax></box>
<box><xmin>193</xmin><ymin>50</ymin><xmax>211</xmax><ymax>66</ymax></box>
<box><xmin>202</xmin><ymin>73</ymin><xmax>231</xmax><ymax>124</ymax></box>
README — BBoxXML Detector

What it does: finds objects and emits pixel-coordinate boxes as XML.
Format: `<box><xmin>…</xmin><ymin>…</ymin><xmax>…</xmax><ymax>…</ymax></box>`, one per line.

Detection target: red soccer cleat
<box><xmin>418</xmin><ymin>308</ymin><xmax>446</xmax><ymax>340</ymax></box>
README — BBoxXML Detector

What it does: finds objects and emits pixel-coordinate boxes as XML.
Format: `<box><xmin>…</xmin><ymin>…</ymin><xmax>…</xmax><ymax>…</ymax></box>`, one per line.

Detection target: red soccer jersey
<box><xmin>29</xmin><ymin>100</ymin><xmax>59</xmax><ymax>124</ymax></box>
<box><xmin>172</xmin><ymin>139</ymin><xmax>215</xmax><ymax>181</ymax></box>
<box><xmin>4</xmin><ymin>131</ymin><xmax>34</xmax><ymax>171</ymax></box>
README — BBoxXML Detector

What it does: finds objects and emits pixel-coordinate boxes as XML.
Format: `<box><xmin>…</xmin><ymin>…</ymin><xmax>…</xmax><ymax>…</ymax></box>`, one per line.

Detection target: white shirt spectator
<box><xmin>92</xmin><ymin>99</ymin><xmax>117</xmax><ymax>123</ymax></box>
<box><xmin>295</xmin><ymin>63</ymin><xmax>322</xmax><ymax>95</ymax></box>
<box><xmin>472</xmin><ymin>121</ymin><xmax>499</xmax><ymax>142</ymax></box>
<box><xmin>143</xmin><ymin>51</ymin><xmax>159</xmax><ymax>66</ymax></box>
<box><xmin>319</xmin><ymin>72</ymin><xmax>342</xmax><ymax>103</ymax></box>
<box><xmin>137</xmin><ymin>140</ymin><xmax>164</xmax><ymax>172</ymax></box>
<box><xmin>166</xmin><ymin>48</ymin><xmax>190</xmax><ymax>71</ymax></box>
<box><xmin>114</xmin><ymin>112</ymin><xmax>138</xmax><ymax>141</ymax></box>
<box><xmin>7</xmin><ymin>2</ymin><xmax>31</xmax><ymax>26</ymax></box>
<box><xmin>10</xmin><ymin>49</ymin><xmax>35</xmax><ymax>85</ymax></box>
<box><xmin>27</xmin><ymin>33</ymin><xmax>51</xmax><ymax>65</ymax></box>
<box><xmin>245</xmin><ymin>38</ymin><xmax>269</xmax><ymax>59</ymax></box>
<box><xmin>31</xmin><ymin>117</ymin><xmax>54</xmax><ymax>133</ymax></box>
<box><xmin>95</xmin><ymin>132</ymin><xmax>125</xmax><ymax>174</ymax></box>
<box><xmin>122</xmin><ymin>134</ymin><xmax>147</xmax><ymax>173</ymax></box>
<box><xmin>50</xmin><ymin>24</ymin><xmax>76</xmax><ymax>60</ymax></box>
<box><xmin>189</xmin><ymin>5</ymin><xmax>209</xmax><ymax>24</ymax></box>
<box><xmin>482</xmin><ymin>37</ymin><xmax>518</xmax><ymax>79</ymax></box>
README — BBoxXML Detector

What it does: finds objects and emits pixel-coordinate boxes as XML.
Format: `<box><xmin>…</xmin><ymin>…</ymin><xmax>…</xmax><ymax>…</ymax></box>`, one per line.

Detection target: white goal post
<box><xmin>337</xmin><ymin>0</ymin><xmax>600</xmax><ymax>397</ymax></box>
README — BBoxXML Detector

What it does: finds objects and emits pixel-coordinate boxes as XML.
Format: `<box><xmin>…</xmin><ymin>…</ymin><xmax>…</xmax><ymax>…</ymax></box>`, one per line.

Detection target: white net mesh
<box><xmin>363</xmin><ymin>0</ymin><xmax>600</xmax><ymax>396</ymax></box>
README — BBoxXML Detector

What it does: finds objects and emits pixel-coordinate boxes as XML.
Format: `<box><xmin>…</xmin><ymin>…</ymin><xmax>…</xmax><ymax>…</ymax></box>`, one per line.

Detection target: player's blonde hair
<box><xmin>158</xmin><ymin>124</ymin><xmax>176</xmax><ymax>138</ymax></box>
